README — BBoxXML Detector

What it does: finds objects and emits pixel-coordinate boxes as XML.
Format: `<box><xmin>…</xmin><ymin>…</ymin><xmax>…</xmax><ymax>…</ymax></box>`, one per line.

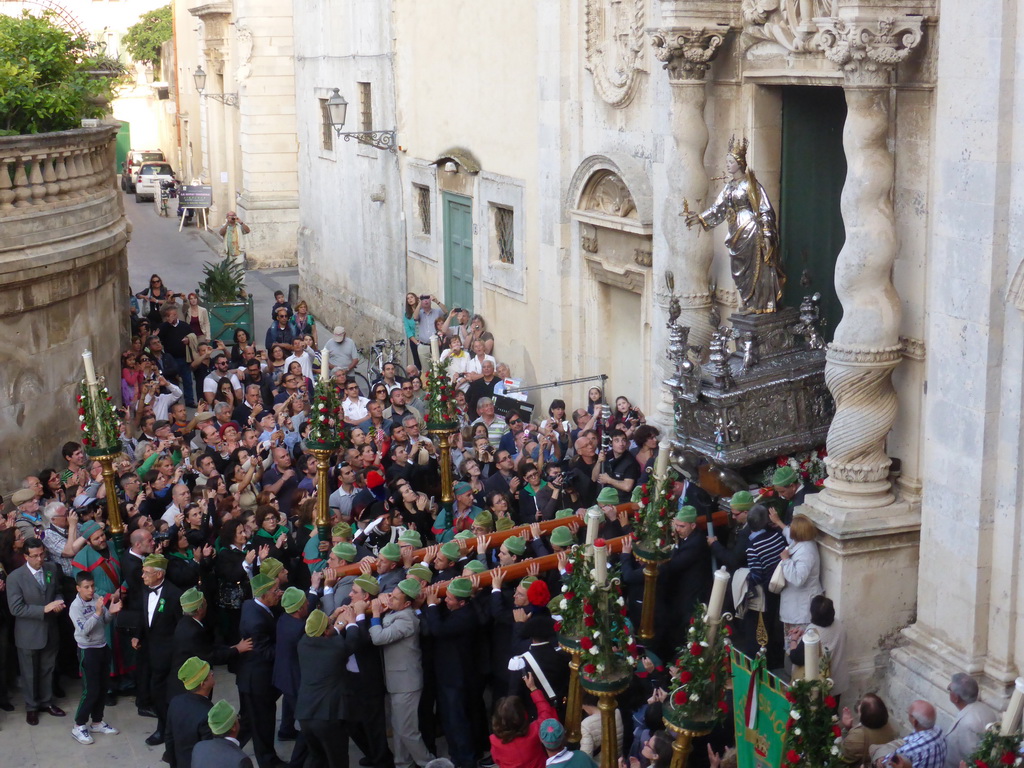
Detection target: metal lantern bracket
<box><xmin>326</xmin><ymin>87</ymin><xmax>397</xmax><ymax>153</ymax></box>
<box><xmin>193</xmin><ymin>66</ymin><xmax>239</xmax><ymax>108</ymax></box>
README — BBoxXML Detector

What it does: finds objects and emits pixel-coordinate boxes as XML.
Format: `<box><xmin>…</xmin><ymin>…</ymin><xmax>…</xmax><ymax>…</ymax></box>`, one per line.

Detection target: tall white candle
<box><xmin>1000</xmin><ymin>677</ymin><xmax>1024</xmax><ymax>735</ymax></box>
<box><xmin>654</xmin><ymin>437</ymin><xmax>671</xmax><ymax>479</ymax></box>
<box><xmin>707</xmin><ymin>567</ymin><xmax>730</xmax><ymax>624</ymax></box>
<box><xmin>320</xmin><ymin>348</ymin><xmax>330</xmax><ymax>382</ymax></box>
<box><xmin>585</xmin><ymin>506</ymin><xmax>602</xmax><ymax>546</ymax></box>
<box><xmin>82</xmin><ymin>349</ymin><xmax>97</xmax><ymax>386</ymax></box>
<box><xmin>803</xmin><ymin>628</ymin><xmax>820</xmax><ymax>681</ymax></box>
<box><xmin>430</xmin><ymin>336</ymin><xmax>440</xmax><ymax>363</ymax></box>
<box><xmin>593</xmin><ymin>540</ymin><xmax>607</xmax><ymax>585</ymax></box>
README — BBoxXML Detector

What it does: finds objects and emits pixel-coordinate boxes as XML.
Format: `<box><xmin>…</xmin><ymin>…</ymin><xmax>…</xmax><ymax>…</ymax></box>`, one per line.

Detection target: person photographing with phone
<box><xmin>218</xmin><ymin>211</ymin><xmax>250</xmax><ymax>268</ymax></box>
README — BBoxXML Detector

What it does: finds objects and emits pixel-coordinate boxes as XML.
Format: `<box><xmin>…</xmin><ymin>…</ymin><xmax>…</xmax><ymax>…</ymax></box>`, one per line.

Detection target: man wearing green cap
<box><xmin>431</xmin><ymin>541</ymin><xmax>463</xmax><ymax>581</ymax></box>
<box><xmin>424</xmin><ymin>580</ymin><xmax>481</xmax><ymax>768</ymax></box>
<box><xmin>651</xmin><ymin>506</ymin><xmax>712</xmax><ymax>661</ymax></box>
<box><xmin>164</xmin><ymin>657</ymin><xmax>214</xmax><ymax>768</ymax></box>
<box><xmin>766</xmin><ymin>465</ymin><xmax>806</xmax><ymax>525</ymax></box>
<box><xmin>236</xmin><ymin>573</ymin><xmax>285</xmax><ymax>768</ymax></box>
<box><xmin>132</xmin><ymin>553</ymin><xmax>183</xmax><ymax>746</ymax></box>
<box><xmin>273</xmin><ymin>581</ymin><xmax>320</xmax><ymax>754</ymax></box>
<box><xmin>596</xmin><ymin>429</ymin><xmax>641</xmax><ymax>503</ymax></box>
<box><xmin>370</xmin><ymin>580</ymin><xmax>434</xmax><ymax>768</ymax></box>
<box><xmin>191</xmin><ymin>700</ymin><xmax>252</xmax><ymax>768</ymax></box>
<box><xmin>706</xmin><ymin>490</ymin><xmax>754</xmax><ymax>572</ymax></box>
<box><xmin>169</xmin><ymin>587</ymin><xmax>253</xmax><ymax>702</ymax></box>
<box><xmin>376</xmin><ymin>542</ymin><xmax>406</xmax><ymax>594</ymax></box>
<box><xmin>321</xmin><ymin>541</ymin><xmax>359</xmax><ymax>615</ymax></box>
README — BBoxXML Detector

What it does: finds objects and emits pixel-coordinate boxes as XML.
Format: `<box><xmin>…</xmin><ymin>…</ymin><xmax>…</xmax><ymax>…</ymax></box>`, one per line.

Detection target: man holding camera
<box><xmin>218</xmin><ymin>211</ymin><xmax>250</xmax><ymax>266</ymax></box>
<box><xmin>413</xmin><ymin>295</ymin><xmax>446</xmax><ymax>366</ymax></box>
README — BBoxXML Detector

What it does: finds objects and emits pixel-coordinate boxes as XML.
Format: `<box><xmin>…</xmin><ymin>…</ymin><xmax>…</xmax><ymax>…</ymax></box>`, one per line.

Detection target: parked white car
<box><xmin>134</xmin><ymin>162</ymin><xmax>175</xmax><ymax>203</ymax></box>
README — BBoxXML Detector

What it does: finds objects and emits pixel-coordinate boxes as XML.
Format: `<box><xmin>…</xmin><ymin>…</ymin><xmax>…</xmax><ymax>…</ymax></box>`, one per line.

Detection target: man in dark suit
<box><xmin>192</xmin><ymin>699</ymin><xmax>253</xmax><ymax>768</ymax></box>
<box><xmin>654</xmin><ymin>506</ymin><xmax>713</xmax><ymax>662</ymax></box>
<box><xmin>164</xmin><ymin>657</ymin><xmax>215</xmax><ymax>768</ymax></box>
<box><xmin>168</xmin><ymin>587</ymin><xmax>252</xmax><ymax>701</ymax></box>
<box><xmin>274</xmin><ymin>586</ymin><xmax>319</xmax><ymax>766</ymax></box>
<box><xmin>422</xmin><ymin>578</ymin><xmax>480</xmax><ymax>768</ymax></box>
<box><xmin>297</xmin><ymin>606</ymin><xmax>361</xmax><ymax>768</ymax></box>
<box><xmin>131</xmin><ymin>553</ymin><xmax>183</xmax><ymax>745</ymax></box>
<box><xmin>236</xmin><ymin>573</ymin><xmax>285</xmax><ymax>768</ymax></box>
<box><xmin>118</xmin><ymin>527</ymin><xmax>155</xmax><ymax>712</ymax></box>
<box><xmin>6</xmin><ymin>537</ymin><xmax>67</xmax><ymax>724</ymax></box>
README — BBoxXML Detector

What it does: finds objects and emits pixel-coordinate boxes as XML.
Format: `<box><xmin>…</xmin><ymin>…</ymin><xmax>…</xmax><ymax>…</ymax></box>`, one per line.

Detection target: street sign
<box><xmin>179</xmin><ymin>185</ymin><xmax>213</xmax><ymax>208</ymax></box>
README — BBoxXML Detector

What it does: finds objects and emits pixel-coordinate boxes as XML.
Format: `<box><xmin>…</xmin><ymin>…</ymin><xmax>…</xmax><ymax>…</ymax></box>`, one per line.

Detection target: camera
<box><xmin>153</xmin><ymin>531</ymin><xmax>171</xmax><ymax>543</ymax></box>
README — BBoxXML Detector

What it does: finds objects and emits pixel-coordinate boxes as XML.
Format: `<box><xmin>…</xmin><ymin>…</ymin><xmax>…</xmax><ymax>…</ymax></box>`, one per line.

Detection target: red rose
<box><xmin>584</xmin><ymin>617</ymin><xmax>596</xmax><ymax>628</ymax></box>
<box><xmin>77</xmin><ymin>408</ymin><xmax>85</xmax><ymax>416</ymax></box>
<box><xmin>832</xmin><ymin>726</ymin><xmax>842</xmax><ymax>738</ymax></box>
<box><xmin>553</xmin><ymin>621</ymin><xmax>562</xmax><ymax>632</ymax></box>
<box><xmin>1001</xmin><ymin>754</ymin><xmax>1016</xmax><ymax>766</ymax></box>
<box><xmin>673</xmin><ymin>690</ymin><xmax>689</xmax><ymax>705</ymax></box>
<box><xmin>583</xmin><ymin>603</ymin><xmax>594</xmax><ymax>616</ymax></box>
<box><xmin>565</xmin><ymin>591</ymin><xmax>575</xmax><ymax>601</ymax></box>
<box><xmin>641</xmin><ymin>497</ymin><xmax>649</xmax><ymax>505</ymax></box>
<box><xmin>580</xmin><ymin>637</ymin><xmax>594</xmax><ymax>650</ymax></box>
<box><xmin>620</xmin><ymin>607</ymin><xmax>627</xmax><ymax>616</ymax></box>
<box><xmin>583</xmin><ymin>664</ymin><xmax>596</xmax><ymax>675</ymax></box>
<box><xmin>689</xmin><ymin>643</ymin><xmax>702</xmax><ymax>657</ymax></box>
<box><xmin>785</xmin><ymin>692</ymin><xmax>796</xmax><ymax>703</ymax></box>
<box><xmin>976</xmin><ymin>761</ymin><xmax>990</xmax><ymax>768</ymax></box>
<box><xmin>825</xmin><ymin>696</ymin><xmax>837</xmax><ymax>709</ymax></box>
<box><xmin>641</xmin><ymin>484</ymin><xmax>648</xmax><ymax>494</ymax></box>
<box><xmin>718</xmin><ymin>701</ymin><xmax>729</xmax><ymax>713</ymax></box>
<box><xmin>786</xmin><ymin>750</ymin><xmax>801</xmax><ymax>765</ymax></box>
<box><xmin>678</xmin><ymin>670</ymin><xmax>693</xmax><ymax>684</ymax></box>
<box><xmin>565</xmin><ymin>563</ymin><xmax>574</xmax><ymax>574</ymax></box>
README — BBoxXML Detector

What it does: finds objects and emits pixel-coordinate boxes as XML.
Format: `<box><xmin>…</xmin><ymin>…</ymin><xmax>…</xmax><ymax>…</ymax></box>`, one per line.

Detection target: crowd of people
<box><xmin>0</xmin><ymin>282</ymin><xmax>997</xmax><ymax>768</ymax></box>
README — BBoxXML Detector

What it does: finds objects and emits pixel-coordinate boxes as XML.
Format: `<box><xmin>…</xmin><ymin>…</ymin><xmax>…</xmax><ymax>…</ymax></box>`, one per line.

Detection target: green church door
<box><xmin>779</xmin><ymin>86</ymin><xmax>848</xmax><ymax>338</ymax></box>
<box><xmin>443</xmin><ymin>193</ymin><xmax>474</xmax><ymax>313</ymax></box>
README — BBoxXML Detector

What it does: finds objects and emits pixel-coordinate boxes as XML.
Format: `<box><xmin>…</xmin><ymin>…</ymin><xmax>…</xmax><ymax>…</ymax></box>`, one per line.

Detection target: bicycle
<box><xmin>359</xmin><ymin>338</ymin><xmax>405</xmax><ymax>383</ymax></box>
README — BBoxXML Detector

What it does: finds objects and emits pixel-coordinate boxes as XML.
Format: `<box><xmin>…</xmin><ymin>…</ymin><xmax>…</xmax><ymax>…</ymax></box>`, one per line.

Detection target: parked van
<box><xmin>121</xmin><ymin>149</ymin><xmax>165</xmax><ymax>193</ymax></box>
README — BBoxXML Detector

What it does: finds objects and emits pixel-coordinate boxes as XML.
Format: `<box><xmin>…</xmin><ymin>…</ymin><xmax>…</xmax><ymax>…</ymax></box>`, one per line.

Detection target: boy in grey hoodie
<box><xmin>68</xmin><ymin>571</ymin><xmax>123</xmax><ymax>745</ymax></box>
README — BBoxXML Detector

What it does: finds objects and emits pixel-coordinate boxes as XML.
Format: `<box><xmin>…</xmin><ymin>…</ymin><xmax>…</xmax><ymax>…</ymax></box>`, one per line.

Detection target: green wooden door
<box><xmin>443</xmin><ymin>193</ymin><xmax>474</xmax><ymax>313</ymax></box>
<box><xmin>116</xmin><ymin>121</ymin><xmax>131</xmax><ymax>173</ymax></box>
<box><xmin>779</xmin><ymin>86</ymin><xmax>847</xmax><ymax>339</ymax></box>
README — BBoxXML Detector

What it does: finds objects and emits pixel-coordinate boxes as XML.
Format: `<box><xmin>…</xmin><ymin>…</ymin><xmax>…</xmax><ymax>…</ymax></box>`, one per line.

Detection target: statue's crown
<box><xmin>728</xmin><ymin>135</ymin><xmax>749</xmax><ymax>167</ymax></box>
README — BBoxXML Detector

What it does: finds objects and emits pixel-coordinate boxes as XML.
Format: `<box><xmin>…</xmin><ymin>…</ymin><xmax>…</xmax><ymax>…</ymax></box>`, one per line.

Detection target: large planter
<box><xmin>207</xmin><ymin>297</ymin><xmax>255</xmax><ymax>344</ymax></box>
<box><xmin>663</xmin><ymin>704</ymin><xmax>719</xmax><ymax>735</ymax></box>
<box><xmin>580</xmin><ymin>664</ymin><xmax>633</xmax><ymax>694</ymax></box>
<box><xmin>85</xmin><ymin>445</ymin><xmax>121</xmax><ymax>459</ymax></box>
<box><xmin>558</xmin><ymin>633</ymin><xmax>582</xmax><ymax>653</ymax></box>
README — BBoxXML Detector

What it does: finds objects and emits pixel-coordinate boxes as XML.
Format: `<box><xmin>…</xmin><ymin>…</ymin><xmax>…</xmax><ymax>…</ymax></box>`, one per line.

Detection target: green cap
<box><xmin>730</xmin><ymin>490</ymin><xmax>755</xmax><ymax>511</ymax></box>
<box><xmin>772</xmin><ymin>465</ymin><xmax>799</xmax><ymax>488</ymax></box>
<box><xmin>304</xmin><ymin>609</ymin><xmax>329</xmax><ymax>637</ymax></box>
<box><xmin>550</xmin><ymin>527</ymin><xmax>574</xmax><ymax>548</ymax></box>
<box><xmin>473</xmin><ymin>510</ymin><xmax>494</xmax><ymax>530</ymax></box>
<box><xmin>448</xmin><ymin>578</ymin><xmax>473</xmax><ymax>599</ymax></box>
<box><xmin>331</xmin><ymin>541</ymin><xmax>357</xmax><ymax>562</ymax></box>
<box><xmin>408</xmin><ymin>563</ymin><xmax>432</xmax><ymax>581</ymax></box>
<box><xmin>379</xmin><ymin>542</ymin><xmax>402</xmax><ymax>562</ymax></box>
<box><xmin>504</xmin><ymin>536</ymin><xmax>526</xmax><ymax>556</ymax></box>
<box><xmin>180</xmin><ymin>587</ymin><xmax>205</xmax><ymax>613</ymax></box>
<box><xmin>454</xmin><ymin>530</ymin><xmax>475</xmax><ymax>542</ymax></box>
<box><xmin>250</xmin><ymin>573</ymin><xmax>276</xmax><ymax>598</ymax></box>
<box><xmin>281</xmin><ymin>586</ymin><xmax>306</xmax><ymax>614</ymax></box>
<box><xmin>454</xmin><ymin>481</ymin><xmax>473</xmax><ymax>496</ymax></box>
<box><xmin>79</xmin><ymin>520</ymin><xmax>102</xmax><ymax>540</ymax></box>
<box><xmin>463</xmin><ymin>560</ymin><xmax>486</xmax><ymax>574</ymax></box>
<box><xmin>178</xmin><ymin>656</ymin><xmax>211</xmax><ymax>691</ymax></box>
<box><xmin>398</xmin><ymin>529</ymin><xmax>423</xmax><ymax>548</ymax></box>
<box><xmin>520</xmin><ymin>575</ymin><xmax>538</xmax><ymax>589</ymax></box>
<box><xmin>143</xmin><ymin>554</ymin><xmax>168</xmax><ymax>570</ymax></box>
<box><xmin>596</xmin><ymin>486</ymin><xmax>619</xmax><ymax>505</ymax></box>
<box><xmin>353</xmin><ymin>574</ymin><xmax>381</xmax><ymax>596</ymax></box>
<box><xmin>398</xmin><ymin>578</ymin><xmax>421</xmax><ymax>600</ymax></box>
<box><xmin>554</xmin><ymin>508</ymin><xmax>575</xmax><ymax>519</ymax></box>
<box><xmin>496</xmin><ymin>517</ymin><xmax>514</xmax><ymax>532</ymax></box>
<box><xmin>207</xmin><ymin>700</ymin><xmax>238</xmax><ymax>736</ymax></box>
<box><xmin>259</xmin><ymin>557</ymin><xmax>284</xmax><ymax>579</ymax></box>
<box><xmin>331</xmin><ymin>522</ymin><xmax>353</xmax><ymax>540</ymax></box>
<box><xmin>675</xmin><ymin>505</ymin><xmax>698</xmax><ymax>523</ymax></box>
<box><xmin>440</xmin><ymin>541</ymin><xmax>462</xmax><ymax>562</ymax></box>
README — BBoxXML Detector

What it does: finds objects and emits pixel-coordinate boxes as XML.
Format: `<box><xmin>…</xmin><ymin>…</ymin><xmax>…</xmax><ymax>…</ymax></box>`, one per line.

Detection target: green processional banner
<box><xmin>730</xmin><ymin>649</ymin><xmax>790</xmax><ymax>768</ymax></box>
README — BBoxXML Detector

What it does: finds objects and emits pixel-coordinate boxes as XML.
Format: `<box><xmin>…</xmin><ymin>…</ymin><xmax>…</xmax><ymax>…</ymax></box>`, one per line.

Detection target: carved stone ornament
<box><xmin>582</xmin><ymin>171</ymin><xmax>638</xmax><ymax>219</ymax></box>
<box><xmin>742</xmin><ymin>0</ymin><xmax>836</xmax><ymax>53</ymax></box>
<box><xmin>815</xmin><ymin>15</ymin><xmax>923</xmax><ymax>85</ymax></box>
<box><xmin>634</xmin><ymin>248</ymin><xmax>652</xmax><ymax>267</ymax></box>
<box><xmin>650</xmin><ymin>25</ymin><xmax>729</xmax><ymax>82</ymax></box>
<box><xmin>584</xmin><ymin>0</ymin><xmax>647</xmax><ymax>108</ymax></box>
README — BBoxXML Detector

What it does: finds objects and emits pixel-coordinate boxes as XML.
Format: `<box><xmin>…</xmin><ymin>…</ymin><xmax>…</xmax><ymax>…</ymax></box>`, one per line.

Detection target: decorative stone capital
<box><xmin>650</xmin><ymin>25</ymin><xmax>730</xmax><ymax>82</ymax></box>
<box><xmin>815</xmin><ymin>14</ymin><xmax>923</xmax><ymax>86</ymax></box>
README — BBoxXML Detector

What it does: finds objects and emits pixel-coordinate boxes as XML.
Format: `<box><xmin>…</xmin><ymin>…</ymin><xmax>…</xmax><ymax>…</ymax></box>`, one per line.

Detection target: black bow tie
<box><xmin>148</xmin><ymin>586</ymin><xmax>162</xmax><ymax>594</ymax></box>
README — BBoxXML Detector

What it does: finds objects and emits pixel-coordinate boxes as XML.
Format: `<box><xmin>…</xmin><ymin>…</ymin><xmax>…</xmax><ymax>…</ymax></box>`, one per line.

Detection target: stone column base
<box><xmin>800</xmin><ymin>494</ymin><xmax>920</xmax><ymax>697</ymax></box>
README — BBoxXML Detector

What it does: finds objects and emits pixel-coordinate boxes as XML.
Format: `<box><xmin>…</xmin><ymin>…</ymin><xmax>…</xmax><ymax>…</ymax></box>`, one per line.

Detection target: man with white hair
<box><xmin>943</xmin><ymin>673</ymin><xmax>996</xmax><ymax>768</ymax></box>
<box><xmin>872</xmin><ymin>700</ymin><xmax>946</xmax><ymax>768</ymax></box>
<box><xmin>41</xmin><ymin>502</ymin><xmax>85</xmax><ymax>578</ymax></box>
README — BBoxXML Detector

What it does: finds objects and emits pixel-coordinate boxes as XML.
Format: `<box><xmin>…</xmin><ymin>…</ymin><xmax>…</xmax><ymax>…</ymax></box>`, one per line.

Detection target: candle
<box><xmin>654</xmin><ymin>437</ymin><xmax>671</xmax><ymax>479</ymax></box>
<box><xmin>1000</xmin><ymin>677</ymin><xmax>1024</xmax><ymax>735</ymax></box>
<box><xmin>803</xmin><ymin>628</ymin><xmax>820</xmax><ymax>681</ymax></box>
<box><xmin>82</xmin><ymin>349</ymin><xmax>97</xmax><ymax>386</ymax></box>
<box><xmin>320</xmin><ymin>348</ymin><xmax>330</xmax><ymax>382</ymax></box>
<box><xmin>707</xmin><ymin>567</ymin><xmax>729</xmax><ymax>624</ymax></box>
<box><xmin>593</xmin><ymin>539</ymin><xmax>607</xmax><ymax>585</ymax></box>
<box><xmin>585</xmin><ymin>506</ymin><xmax>602</xmax><ymax>546</ymax></box>
<box><xmin>430</xmin><ymin>335</ymin><xmax>440</xmax><ymax>363</ymax></box>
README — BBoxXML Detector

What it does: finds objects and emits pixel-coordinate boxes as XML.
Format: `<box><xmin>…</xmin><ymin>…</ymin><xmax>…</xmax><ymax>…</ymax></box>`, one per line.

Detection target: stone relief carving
<box><xmin>235</xmin><ymin>24</ymin><xmax>254</xmax><ymax>83</ymax></box>
<box><xmin>633</xmin><ymin>248</ymin><xmax>652</xmax><ymax>267</ymax></box>
<box><xmin>583</xmin><ymin>0</ymin><xmax>647</xmax><ymax>108</ymax></box>
<box><xmin>582</xmin><ymin>172</ymin><xmax>638</xmax><ymax>219</ymax></box>
<box><xmin>741</xmin><ymin>0</ymin><xmax>836</xmax><ymax>52</ymax></box>
<box><xmin>816</xmin><ymin>15</ymin><xmax>923</xmax><ymax>85</ymax></box>
<box><xmin>649</xmin><ymin>26</ymin><xmax>728</xmax><ymax>81</ymax></box>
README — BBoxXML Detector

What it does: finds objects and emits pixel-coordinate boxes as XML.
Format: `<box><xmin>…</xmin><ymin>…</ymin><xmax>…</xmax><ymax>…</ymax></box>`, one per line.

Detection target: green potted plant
<box><xmin>197</xmin><ymin>255</ymin><xmax>254</xmax><ymax>343</ymax></box>
<box><xmin>630</xmin><ymin>469</ymin><xmax>678</xmax><ymax>561</ymax></box>
<box><xmin>664</xmin><ymin>605</ymin><xmax>732</xmax><ymax>732</ymax></box>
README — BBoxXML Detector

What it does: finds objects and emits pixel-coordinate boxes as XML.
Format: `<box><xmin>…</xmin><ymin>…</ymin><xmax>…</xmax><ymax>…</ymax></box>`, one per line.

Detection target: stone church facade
<box><xmin>294</xmin><ymin>0</ymin><xmax>1024</xmax><ymax>725</ymax></box>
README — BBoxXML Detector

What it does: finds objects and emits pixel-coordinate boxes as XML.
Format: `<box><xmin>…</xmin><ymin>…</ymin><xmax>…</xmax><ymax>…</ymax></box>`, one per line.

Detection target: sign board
<box><xmin>730</xmin><ymin>649</ymin><xmax>790</xmax><ymax>768</ymax></box>
<box><xmin>179</xmin><ymin>185</ymin><xmax>213</xmax><ymax>208</ymax></box>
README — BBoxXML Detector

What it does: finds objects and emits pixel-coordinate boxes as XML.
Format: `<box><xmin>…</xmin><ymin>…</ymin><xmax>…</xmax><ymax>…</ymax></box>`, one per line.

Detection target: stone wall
<box><xmin>0</xmin><ymin>126</ymin><xmax>130</xmax><ymax>495</ymax></box>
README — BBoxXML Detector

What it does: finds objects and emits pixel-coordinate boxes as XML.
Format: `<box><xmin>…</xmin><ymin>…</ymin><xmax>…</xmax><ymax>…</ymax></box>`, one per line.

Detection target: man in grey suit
<box><xmin>369</xmin><ymin>579</ymin><xmax>434</xmax><ymax>768</ymax></box>
<box><xmin>943</xmin><ymin>672</ymin><xmax>996</xmax><ymax>768</ymax></box>
<box><xmin>6</xmin><ymin>537</ymin><xmax>67</xmax><ymax>725</ymax></box>
<box><xmin>192</xmin><ymin>699</ymin><xmax>253</xmax><ymax>768</ymax></box>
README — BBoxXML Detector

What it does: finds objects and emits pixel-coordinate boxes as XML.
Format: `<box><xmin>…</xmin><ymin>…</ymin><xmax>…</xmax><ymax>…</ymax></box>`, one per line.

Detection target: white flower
<box><xmin>560</xmin><ymin>599</ymin><xmax>567</xmax><ymax>610</ymax></box>
<box><xmin>831</xmin><ymin>746</ymin><xmax>840</xmax><ymax>756</ymax></box>
<box><xmin>790</xmin><ymin>710</ymin><xmax>801</xmax><ymax>720</ymax></box>
<box><xmin>793</xmin><ymin>728</ymin><xmax>801</xmax><ymax>736</ymax></box>
<box><xmin>562</xmin><ymin>585</ymin><xmax>568</xmax><ymax>593</ymax></box>
<box><xmin>689</xmin><ymin>627</ymin><xmax>696</xmax><ymax>635</ymax></box>
<box><xmin>700</xmin><ymin>641</ymin><xmax>709</xmax><ymax>648</ymax></box>
<box><xmin>79</xmin><ymin>415</ymin><xmax>85</xmax><ymax>422</ymax></box>
<box><xmin>589</xmin><ymin>647</ymin><xmax>599</xmax><ymax>656</ymax></box>
<box><xmin>596</xmin><ymin>663</ymin><xmax>605</xmax><ymax>673</ymax></box>
<box><xmin>617</xmin><ymin>597</ymin><xmax>624</xmax><ymax>607</ymax></box>
<box><xmin>593</xmin><ymin>631</ymin><xmax>601</xmax><ymax>639</ymax></box>
<box><xmin>691</xmin><ymin>694</ymin><xmax>700</xmax><ymax>702</ymax></box>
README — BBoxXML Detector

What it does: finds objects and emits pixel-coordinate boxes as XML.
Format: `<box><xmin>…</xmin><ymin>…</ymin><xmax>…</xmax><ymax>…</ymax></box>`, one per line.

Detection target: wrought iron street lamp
<box><xmin>193</xmin><ymin>65</ymin><xmax>239</xmax><ymax>107</ymax></box>
<box><xmin>326</xmin><ymin>88</ymin><xmax>396</xmax><ymax>152</ymax></box>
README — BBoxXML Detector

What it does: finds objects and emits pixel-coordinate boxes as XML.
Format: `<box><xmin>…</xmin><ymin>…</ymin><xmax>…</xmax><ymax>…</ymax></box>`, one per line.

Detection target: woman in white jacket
<box><xmin>771</xmin><ymin>511</ymin><xmax>823</xmax><ymax>632</ymax></box>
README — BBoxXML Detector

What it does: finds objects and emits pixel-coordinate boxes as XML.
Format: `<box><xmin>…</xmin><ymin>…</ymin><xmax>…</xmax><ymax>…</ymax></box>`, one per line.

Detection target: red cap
<box><xmin>527</xmin><ymin>579</ymin><xmax>551</xmax><ymax>607</ymax></box>
<box><xmin>366</xmin><ymin>471</ymin><xmax>385</xmax><ymax>489</ymax></box>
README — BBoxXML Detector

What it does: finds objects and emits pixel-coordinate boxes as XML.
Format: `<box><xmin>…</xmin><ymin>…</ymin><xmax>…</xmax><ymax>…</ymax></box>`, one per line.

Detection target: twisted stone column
<box><xmin>649</xmin><ymin>26</ymin><xmax>728</xmax><ymax>430</ymax></box>
<box><xmin>815</xmin><ymin>15</ymin><xmax>922</xmax><ymax>509</ymax></box>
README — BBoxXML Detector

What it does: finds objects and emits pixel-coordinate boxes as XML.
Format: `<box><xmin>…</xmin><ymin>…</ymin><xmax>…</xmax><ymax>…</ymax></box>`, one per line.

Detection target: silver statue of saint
<box><xmin>684</xmin><ymin>137</ymin><xmax>786</xmax><ymax>313</ymax></box>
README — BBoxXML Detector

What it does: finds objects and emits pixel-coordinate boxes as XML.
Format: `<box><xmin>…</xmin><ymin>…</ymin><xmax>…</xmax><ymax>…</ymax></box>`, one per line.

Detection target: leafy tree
<box><xmin>0</xmin><ymin>12</ymin><xmax>117</xmax><ymax>135</ymax></box>
<box><xmin>122</xmin><ymin>5</ymin><xmax>172</xmax><ymax>68</ymax></box>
